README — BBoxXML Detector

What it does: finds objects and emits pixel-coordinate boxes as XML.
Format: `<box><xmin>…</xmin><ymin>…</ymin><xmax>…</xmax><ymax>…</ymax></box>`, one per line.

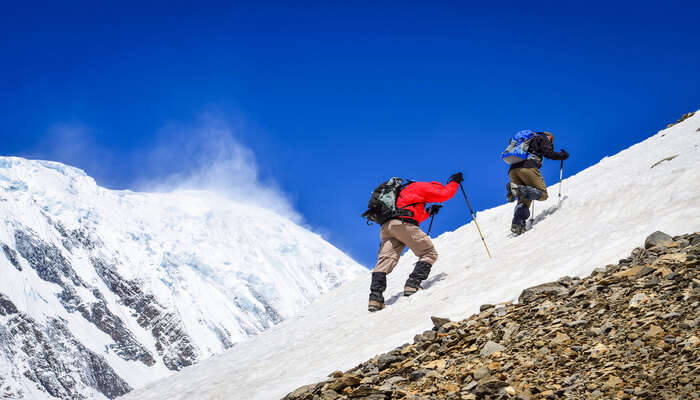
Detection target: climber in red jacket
<box><xmin>368</xmin><ymin>172</ymin><xmax>462</xmax><ymax>312</ymax></box>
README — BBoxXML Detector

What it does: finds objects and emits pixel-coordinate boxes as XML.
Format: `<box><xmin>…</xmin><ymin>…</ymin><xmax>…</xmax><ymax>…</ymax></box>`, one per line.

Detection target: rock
<box><xmin>480</xmin><ymin>341</ymin><xmax>505</xmax><ymax>357</ymax></box>
<box><xmin>606</xmin><ymin>375</ymin><xmax>624</xmax><ymax>389</ymax></box>
<box><xmin>376</xmin><ymin>353</ymin><xmax>403</xmax><ymax>371</ymax></box>
<box><xmin>410</xmin><ymin>369</ymin><xmax>430</xmax><ymax>381</ymax></box>
<box><xmin>320</xmin><ymin>390</ymin><xmax>340</xmax><ymax>400</ymax></box>
<box><xmin>328</xmin><ymin>374</ymin><xmax>361</xmax><ymax>392</ymax></box>
<box><xmin>567</xmin><ymin>320</ymin><xmax>588</xmax><ymax>327</ymax></box>
<box><xmin>654</xmin><ymin>253</ymin><xmax>688</xmax><ymax>266</ymax></box>
<box><xmin>424</xmin><ymin>359</ymin><xmax>446</xmax><ymax>370</ymax></box>
<box><xmin>587</xmin><ymin>343</ymin><xmax>608</xmax><ymax>358</ymax></box>
<box><xmin>422</xmin><ymin>330</ymin><xmax>437</xmax><ymax>341</ymax></box>
<box><xmin>502</xmin><ymin>322</ymin><xmax>520</xmax><ymax>343</ymax></box>
<box><xmin>661</xmin><ymin>312</ymin><xmax>681</xmax><ymax>320</ymax></box>
<box><xmin>430</xmin><ymin>316</ymin><xmax>451</xmax><ymax>329</ymax></box>
<box><xmin>682</xmin><ymin>336</ymin><xmax>699</xmax><ymax>347</ymax></box>
<box><xmin>644</xmin><ymin>325</ymin><xmax>664</xmax><ymax>338</ymax></box>
<box><xmin>645</xmin><ymin>231</ymin><xmax>673</xmax><ymax>249</ymax></box>
<box><xmin>473</xmin><ymin>366</ymin><xmax>490</xmax><ymax>380</ymax></box>
<box><xmin>438</xmin><ymin>321</ymin><xmax>460</xmax><ymax>333</ymax></box>
<box><xmin>518</xmin><ymin>282</ymin><xmax>568</xmax><ymax>304</ymax></box>
<box><xmin>552</xmin><ymin>332</ymin><xmax>571</xmax><ymax>346</ymax></box>
<box><xmin>480</xmin><ymin>304</ymin><xmax>495</xmax><ymax>312</ymax></box>
<box><xmin>349</xmin><ymin>384</ymin><xmax>387</xmax><ymax>397</ymax></box>
<box><xmin>0</xmin><ymin>294</ymin><xmax>19</xmax><ymax>316</ymax></box>
<box><xmin>475</xmin><ymin>378</ymin><xmax>508</xmax><ymax>395</ymax></box>
<box><xmin>385</xmin><ymin>376</ymin><xmax>408</xmax><ymax>385</ymax></box>
<box><xmin>615</xmin><ymin>265</ymin><xmax>653</xmax><ymax>279</ymax></box>
<box><xmin>629</xmin><ymin>293</ymin><xmax>650</xmax><ymax>308</ymax></box>
<box><xmin>285</xmin><ymin>383</ymin><xmax>317</xmax><ymax>400</ymax></box>
<box><xmin>329</xmin><ymin>371</ymin><xmax>343</xmax><ymax>378</ymax></box>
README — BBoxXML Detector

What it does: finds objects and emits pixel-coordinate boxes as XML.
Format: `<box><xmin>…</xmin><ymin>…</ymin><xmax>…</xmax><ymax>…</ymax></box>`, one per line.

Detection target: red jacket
<box><xmin>396</xmin><ymin>181</ymin><xmax>459</xmax><ymax>225</ymax></box>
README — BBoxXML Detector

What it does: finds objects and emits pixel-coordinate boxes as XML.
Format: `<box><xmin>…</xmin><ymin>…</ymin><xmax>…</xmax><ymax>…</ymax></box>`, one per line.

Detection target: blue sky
<box><xmin>2</xmin><ymin>1</ymin><xmax>699</xmax><ymax>267</ymax></box>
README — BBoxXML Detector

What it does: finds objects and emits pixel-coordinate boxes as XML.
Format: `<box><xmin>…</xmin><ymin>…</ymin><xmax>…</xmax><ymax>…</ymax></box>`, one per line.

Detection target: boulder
<box><xmin>430</xmin><ymin>316</ymin><xmax>451</xmax><ymax>329</ymax></box>
<box><xmin>645</xmin><ymin>231</ymin><xmax>673</xmax><ymax>249</ymax></box>
<box><xmin>518</xmin><ymin>282</ymin><xmax>568</xmax><ymax>304</ymax></box>
<box><xmin>480</xmin><ymin>341</ymin><xmax>505</xmax><ymax>357</ymax></box>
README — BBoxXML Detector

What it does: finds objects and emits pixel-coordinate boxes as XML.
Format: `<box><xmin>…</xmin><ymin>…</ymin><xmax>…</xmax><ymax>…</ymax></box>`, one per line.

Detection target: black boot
<box><xmin>368</xmin><ymin>272</ymin><xmax>387</xmax><ymax>312</ymax></box>
<box><xmin>404</xmin><ymin>261</ymin><xmax>432</xmax><ymax>296</ymax></box>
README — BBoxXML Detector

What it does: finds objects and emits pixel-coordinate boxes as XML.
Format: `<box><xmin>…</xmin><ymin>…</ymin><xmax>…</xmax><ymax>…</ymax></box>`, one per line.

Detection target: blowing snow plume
<box><xmin>139</xmin><ymin>118</ymin><xmax>300</xmax><ymax>221</ymax></box>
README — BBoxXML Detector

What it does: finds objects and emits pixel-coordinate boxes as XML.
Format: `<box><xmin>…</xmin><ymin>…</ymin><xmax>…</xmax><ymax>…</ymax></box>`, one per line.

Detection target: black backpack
<box><xmin>361</xmin><ymin>177</ymin><xmax>413</xmax><ymax>225</ymax></box>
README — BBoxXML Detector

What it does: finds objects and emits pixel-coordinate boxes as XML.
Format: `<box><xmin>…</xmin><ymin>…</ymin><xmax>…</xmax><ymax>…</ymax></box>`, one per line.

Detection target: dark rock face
<box><xmin>58</xmin><ymin>286</ymin><xmax>156</xmax><ymax>366</ymax></box>
<box><xmin>5</xmin><ymin>222</ymin><xmax>203</xmax><ymax>400</ymax></box>
<box><xmin>14</xmin><ymin>227</ymin><xmax>156</xmax><ymax>367</ymax></box>
<box><xmin>249</xmin><ymin>285</ymin><xmax>283</xmax><ymax>326</ymax></box>
<box><xmin>0</xmin><ymin>293</ymin><xmax>19</xmax><ymax>315</ymax></box>
<box><xmin>50</xmin><ymin>218</ymin><xmax>98</xmax><ymax>253</ymax></box>
<box><xmin>91</xmin><ymin>258</ymin><xmax>198</xmax><ymax>371</ymax></box>
<box><xmin>2</xmin><ymin>242</ymin><xmax>22</xmax><ymax>271</ymax></box>
<box><xmin>2</xmin><ymin>310</ymin><xmax>132</xmax><ymax>399</ymax></box>
<box><xmin>283</xmin><ymin>231</ymin><xmax>700</xmax><ymax>400</ymax></box>
<box><xmin>14</xmin><ymin>229</ymin><xmax>84</xmax><ymax>286</ymax></box>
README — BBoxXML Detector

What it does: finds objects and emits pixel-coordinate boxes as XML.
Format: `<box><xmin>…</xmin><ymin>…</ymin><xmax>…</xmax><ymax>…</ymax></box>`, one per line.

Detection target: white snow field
<box><xmin>0</xmin><ymin>155</ymin><xmax>365</xmax><ymax>399</ymax></box>
<box><xmin>122</xmin><ymin>112</ymin><xmax>700</xmax><ymax>400</ymax></box>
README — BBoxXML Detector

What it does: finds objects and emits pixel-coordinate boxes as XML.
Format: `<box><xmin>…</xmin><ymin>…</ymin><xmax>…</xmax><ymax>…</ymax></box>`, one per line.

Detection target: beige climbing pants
<box><xmin>372</xmin><ymin>219</ymin><xmax>438</xmax><ymax>274</ymax></box>
<box><xmin>509</xmin><ymin>167</ymin><xmax>548</xmax><ymax>208</ymax></box>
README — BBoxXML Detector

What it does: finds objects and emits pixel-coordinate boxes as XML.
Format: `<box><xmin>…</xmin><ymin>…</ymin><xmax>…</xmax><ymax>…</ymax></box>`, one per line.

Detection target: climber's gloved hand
<box><xmin>426</xmin><ymin>204</ymin><xmax>442</xmax><ymax>216</ymax></box>
<box><xmin>448</xmin><ymin>172</ymin><xmax>464</xmax><ymax>184</ymax></box>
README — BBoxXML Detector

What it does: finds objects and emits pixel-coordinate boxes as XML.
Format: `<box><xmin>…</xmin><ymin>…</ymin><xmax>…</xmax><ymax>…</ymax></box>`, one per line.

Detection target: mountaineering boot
<box><xmin>506</xmin><ymin>182</ymin><xmax>518</xmax><ymax>202</ymax></box>
<box><xmin>512</xmin><ymin>203</ymin><xmax>530</xmax><ymax>227</ymax></box>
<box><xmin>368</xmin><ymin>272</ymin><xmax>387</xmax><ymax>312</ymax></box>
<box><xmin>511</xmin><ymin>223</ymin><xmax>526</xmax><ymax>235</ymax></box>
<box><xmin>404</xmin><ymin>261</ymin><xmax>432</xmax><ymax>296</ymax></box>
<box><xmin>368</xmin><ymin>300</ymin><xmax>385</xmax><ymax>312</ymax></box>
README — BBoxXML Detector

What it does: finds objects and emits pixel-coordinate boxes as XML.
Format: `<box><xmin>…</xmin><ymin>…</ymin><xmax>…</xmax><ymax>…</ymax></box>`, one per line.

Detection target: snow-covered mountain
<box><xmin>122</xmin><ymin>111</ymin><xmax>700</xmax><ymax>400</ymax></box>
<box><xmin>0</xmin><ymin>158</ymin><xmax>366</xmax><ymax>399</ymax></box>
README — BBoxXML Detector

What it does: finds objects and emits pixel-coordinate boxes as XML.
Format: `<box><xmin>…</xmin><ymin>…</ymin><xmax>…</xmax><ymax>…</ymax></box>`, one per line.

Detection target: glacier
<box><xmin>0</xmin><ymin>157</ymin><xmax>366</xmax><ymax>399</ymax></box>
<box><xmin>121</xmin><ymin>111</ymin><xmax>700</xmax><ymax>400</ymax></box>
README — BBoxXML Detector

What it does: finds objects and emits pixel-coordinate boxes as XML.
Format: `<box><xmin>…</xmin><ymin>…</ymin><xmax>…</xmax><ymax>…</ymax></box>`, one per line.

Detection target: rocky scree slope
<box><xmin>284</xmin><ymin>231</ymin><xmax>700</xmax><ymax>400</ymax></box>
<box><xmin>0</xmin><ymin>157</ymin><xmax>365</xmax><ymax>399</ymax></box>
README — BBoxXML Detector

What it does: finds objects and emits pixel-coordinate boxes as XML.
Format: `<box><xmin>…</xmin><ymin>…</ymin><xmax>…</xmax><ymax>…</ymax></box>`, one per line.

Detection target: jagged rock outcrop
<box><xmin>91</xmin><ymin>258</ymin><xmax>198</xmax><ymax>370</ymax></box>
<box><xmin>665</xmin><ymin>111</ymin><xmax>695</xmax><ymax>129</ymax></box>
<box><xmin>14</xmin><ymin>227</ymin><xmax>158</xmax><ymax>367</ymax></box>
<box><xmin>284</xmin><ymin>231</ymin><xmax>700</xmax><ymax>400</ymax></box>
<box><xmin>0</xmin><ymin>293</ymin><xmax>131</xmax><ymax>399</ymax></box>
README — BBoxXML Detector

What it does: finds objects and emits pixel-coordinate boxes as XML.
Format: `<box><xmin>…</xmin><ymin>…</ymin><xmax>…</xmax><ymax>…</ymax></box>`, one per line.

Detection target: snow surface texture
<box><xmin>0</xmin><ymin>158</ymin><xmax>365</xmax><ymax>399</ymax></box>
<box><xmin>123</xmin><ymin>112</ymin><xmax>700</xmax><ymax>400</ymax></box>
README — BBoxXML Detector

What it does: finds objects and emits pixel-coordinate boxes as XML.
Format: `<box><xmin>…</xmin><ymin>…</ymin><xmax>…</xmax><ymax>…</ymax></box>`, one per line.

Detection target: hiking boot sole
<box><xmin>368</xmin><ymin>300</ymin><xmax>385</xmax><ymax>312</ymax></box>
<box><xmin>403</xmin><ymin>286</ymin><xmax>421</xmax><ymax>297</ymax></box>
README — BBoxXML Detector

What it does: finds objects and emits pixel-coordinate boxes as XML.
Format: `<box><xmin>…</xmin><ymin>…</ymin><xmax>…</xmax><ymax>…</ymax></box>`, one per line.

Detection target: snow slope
<box><xmin>122</xmin><ymin>111</ymin><xmax>700</xmax><ymax>400</ymax></box>
<box><xmin>0</xmin><ymin>157</ymin><xmax>365</xmax><ymax>399</ymax></box>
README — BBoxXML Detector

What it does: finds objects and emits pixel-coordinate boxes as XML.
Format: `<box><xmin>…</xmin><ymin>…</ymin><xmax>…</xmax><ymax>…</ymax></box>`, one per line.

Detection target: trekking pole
<box><xmin>529</xmin><ymin>202</ymin><xmax>535</xmax><ymax>226</ymax></box>
<box><xmin>427</xmin><ymin>214</ymin><xmax>436</xmax><ymax>236</ymax></box>
<box><xmin>558</xmin><ymin>160</ymin><xmax>564</xmax><ymax>204</ymax></box>
<box><xmin>458</xmin><ymin>184</ymin><xmax>492</xmax><ymax>258</ymax></box>
<box><xmin>426</xmin><ymin>204</ymin><xmax>441</xmax><ymax>236</ymax></box>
